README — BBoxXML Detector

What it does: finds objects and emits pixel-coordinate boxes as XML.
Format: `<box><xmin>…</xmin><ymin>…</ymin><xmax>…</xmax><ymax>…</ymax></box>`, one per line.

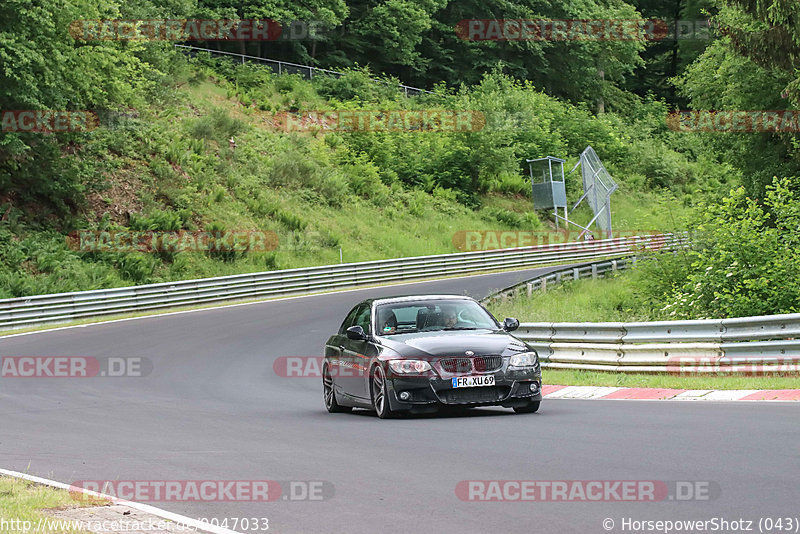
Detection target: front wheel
<box><xmin>323</xmin><ymin>364</ymin><xmax>351</xmax><ymax>413</ymax></box>
<box><xmin>371</xmin><ymin>365</ymin><xmax>394</xmax><ymax>419</ymax></box>
<box><xmin>513</xmin><ymin>400</ymin><xmax>540</xmax><ymax>414</ymax></box>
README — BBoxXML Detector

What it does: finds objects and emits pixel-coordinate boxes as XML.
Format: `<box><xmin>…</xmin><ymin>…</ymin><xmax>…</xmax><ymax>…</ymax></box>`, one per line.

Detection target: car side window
<box><xmin>339</xmin><ymin>305</ymin><xmax>361</xmax><ymax>334</ymax></box>
<box><xmin>355</xmin><ymin>305</ymin><xmax>372</xmax><ymax>335</ymax></box>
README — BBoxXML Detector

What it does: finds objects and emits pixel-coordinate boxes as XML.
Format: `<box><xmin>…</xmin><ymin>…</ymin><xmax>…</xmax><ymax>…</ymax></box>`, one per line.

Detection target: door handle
<box><xmin>338</xmin><ymin>345</ymin><xmax>345</xmax><ymax>351</ymax></box>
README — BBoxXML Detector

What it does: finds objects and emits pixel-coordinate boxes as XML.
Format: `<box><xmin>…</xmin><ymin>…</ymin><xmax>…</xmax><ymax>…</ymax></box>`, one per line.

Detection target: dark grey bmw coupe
<box><xmin>323</xmin><ymin>295</ymin><xmax>542</xmax><ymax>418</ymax></box>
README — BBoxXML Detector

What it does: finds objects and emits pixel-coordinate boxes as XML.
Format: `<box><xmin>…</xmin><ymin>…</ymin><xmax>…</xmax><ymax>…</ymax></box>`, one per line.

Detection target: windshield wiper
<box><xmin>442</xmin><ymin>327</ymin><xmax>479</xmax><ymax>331</ymax></box>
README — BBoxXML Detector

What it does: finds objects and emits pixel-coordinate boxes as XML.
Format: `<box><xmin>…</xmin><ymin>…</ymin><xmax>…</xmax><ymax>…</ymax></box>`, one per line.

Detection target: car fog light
<box><xmin>399</xmin><ymin>391</ymin><xmax>411</xmax><ymax>400</ymax></box>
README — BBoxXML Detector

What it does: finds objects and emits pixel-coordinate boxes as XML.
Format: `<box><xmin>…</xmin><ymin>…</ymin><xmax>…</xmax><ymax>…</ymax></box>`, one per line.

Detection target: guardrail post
<box><xmin>611</xmin><ymin>260</ymin><xmax>618</xmax><ymax>271</ymax></box>
<box><xmin>541</xmin><ymin>278</ymin><xmax>547</xmax><ymax>293</ymax></box>
<box><xmin>573</xmin><ymin>268</ymin><xmax>580</xmax><ymax>281</ymax></box>
<box><xmin>526</xmin><ymin>282</ymin><xmax>532</xmax><ymax>297</ymax></box>
<box><xmin>592</xmin><ymin>264</ymin><xmax>598</xmax><ymax>279</ymax></box>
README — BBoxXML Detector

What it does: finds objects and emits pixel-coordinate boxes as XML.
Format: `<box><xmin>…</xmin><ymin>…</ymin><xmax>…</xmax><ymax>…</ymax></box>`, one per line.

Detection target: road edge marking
<box><xmin>0</xmin><ymin>468</ymin><xmax>242</xmax><ymax>534</ymax></box>
<box><xmin>542</xmin><ymin>385</ymin><xmax>800</xmax><ymax>402</ymax></box>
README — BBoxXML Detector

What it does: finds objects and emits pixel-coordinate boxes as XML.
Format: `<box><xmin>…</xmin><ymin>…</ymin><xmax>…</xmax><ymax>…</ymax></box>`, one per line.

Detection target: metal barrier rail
<box><xmin>515</xmin><ymin>313</ymin><xmax>800</xmax><ymax>374</ymax></box>
<box><xmin>482</xmin><ymin>257</ymin><xmax>634</xmax><ymax>303</ymax></box>
<box><xmin>0</xmin><ymin>234</ymin><xmax>677</xmax><ymax>331</ymax></box>
<box><xmin>174</xmin><ymin>44</ymin><xmax>433</xmax><ymax>96</ymax></box>
<box><xmin>481</xmin><ymin>251</ymin><xmax>800</xmax><ymax>373</ymax></box>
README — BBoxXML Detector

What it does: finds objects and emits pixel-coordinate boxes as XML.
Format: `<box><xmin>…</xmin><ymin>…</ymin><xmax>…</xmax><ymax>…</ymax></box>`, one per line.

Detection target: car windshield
<box><xmin>375</xmin><ymin>299</ymin><xmax>499</xmax><ymax>335</ymax></box>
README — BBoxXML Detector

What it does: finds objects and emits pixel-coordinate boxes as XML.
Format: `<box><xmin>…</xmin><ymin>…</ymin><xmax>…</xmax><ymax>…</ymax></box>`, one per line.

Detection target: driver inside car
<box><xmin>443</xmin><ymin>307</ymin><xmax>460</xmax><ymax>328</ymax></box>
<box><xmin>379</xmin><ymin>309</ymin><xmax>398</xmax><ymax>335</ymax></box>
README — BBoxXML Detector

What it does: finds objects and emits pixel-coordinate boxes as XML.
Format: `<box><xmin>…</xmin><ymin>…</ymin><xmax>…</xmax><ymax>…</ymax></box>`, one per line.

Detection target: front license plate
<box><xmin>451</xmin><ymin>375</ymin><xmax>496</xmax><ymax>388</ymax></box>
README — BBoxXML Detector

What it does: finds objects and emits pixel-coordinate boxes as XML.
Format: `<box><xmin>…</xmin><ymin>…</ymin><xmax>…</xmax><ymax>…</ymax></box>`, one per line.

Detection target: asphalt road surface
<box><xmin>1</xmin><ymin>265</ymin><xmax>798</xmax><ymax>533</ymax></box>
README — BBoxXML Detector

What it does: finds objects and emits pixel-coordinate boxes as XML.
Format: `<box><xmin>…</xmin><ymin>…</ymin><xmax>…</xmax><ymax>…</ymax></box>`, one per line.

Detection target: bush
<box><xmin>190</xmin><ymin>108</ymin><xmax>247</xmax><ymax>143</ymax></box>
<box><xmin>641</xmin><ymin>176</ymin><xmax>800</xmax><ymax>318</ymax></box>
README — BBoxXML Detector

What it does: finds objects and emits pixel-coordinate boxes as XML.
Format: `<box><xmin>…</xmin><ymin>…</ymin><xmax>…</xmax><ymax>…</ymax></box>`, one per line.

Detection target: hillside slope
<box><xmin>0</xmin><ymin>54</ymin><xmax>729</xmax><ymax>298</ymax></box>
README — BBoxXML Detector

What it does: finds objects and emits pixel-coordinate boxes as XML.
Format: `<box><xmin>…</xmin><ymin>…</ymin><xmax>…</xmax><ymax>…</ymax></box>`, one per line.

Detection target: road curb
<box><xmin>542</xmin><ymin>384</ymin><xmax>800</xmax><ymax>401</ymax></box>
<box><xmin>0</xmin><ymin>469</ymin><xmax>242</xmax><ymax>534</ymax></box>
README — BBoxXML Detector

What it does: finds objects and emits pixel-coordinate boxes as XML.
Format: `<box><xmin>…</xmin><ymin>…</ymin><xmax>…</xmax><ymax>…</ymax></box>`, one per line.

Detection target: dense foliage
<box><xmin>0</xmin><ymin>0</ymin><xmax>797</xmax><ymax>317</ymax></box>
<box><xmin>640</xmin><ymin>177</ymin><xmax>800</xmax><ymax>318</ymax></box>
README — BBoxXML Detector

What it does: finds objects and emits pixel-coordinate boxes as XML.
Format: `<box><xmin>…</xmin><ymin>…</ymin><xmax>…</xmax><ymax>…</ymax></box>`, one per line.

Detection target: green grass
<box><xmin>487</xmin><ymin>270</ymin><xmax>654</xmax><ymax>323</ymax></box>
<box><xmin>0</xmin><ymin>476</ymin><xmax>102</xmax><ymax>533</ymax></box>
<box><xmin>543</xmin><ymin>368</ymin><xmax>800</xmax><ymax>390</ymax></box>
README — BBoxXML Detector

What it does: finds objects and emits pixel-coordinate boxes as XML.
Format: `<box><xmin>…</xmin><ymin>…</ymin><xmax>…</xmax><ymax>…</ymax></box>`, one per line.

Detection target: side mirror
<box><xmin>346</xmin><ymin>325</ymin><xmax>368</xmax><ymax>340</ymax></box>
<box><xmin>503</xmin><ymin>317</ymin><xmax>520</xmax><ymax>332</ymax></box>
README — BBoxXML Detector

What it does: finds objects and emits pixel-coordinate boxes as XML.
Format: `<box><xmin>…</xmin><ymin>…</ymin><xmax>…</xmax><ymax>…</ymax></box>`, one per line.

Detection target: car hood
<box><xmin>378</xmin><ymin>330</ymin><xmax>527</xmax><ymax>358</ymax></box>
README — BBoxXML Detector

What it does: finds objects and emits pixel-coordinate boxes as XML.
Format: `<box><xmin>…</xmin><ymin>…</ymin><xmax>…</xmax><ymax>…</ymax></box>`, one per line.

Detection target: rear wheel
<box><xmin>513</xmin><ymin>400</ymin><xmax>540</xmax><ymax>414</ymax></box>
<box><xmin>371</xmin><ymin>366</ymin><xmax>394</xmax><ymax>419</ymax></box>
<box><xmin>323</xmin><ymin>364</ymin><xmax>351</xmax><ymax>413</ymax></box>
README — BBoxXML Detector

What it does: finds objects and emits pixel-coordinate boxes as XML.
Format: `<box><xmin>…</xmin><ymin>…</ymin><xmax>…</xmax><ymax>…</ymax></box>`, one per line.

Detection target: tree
<box><xmin>673</xmin><ymin>0</ymin><xmax>800</xmax><ymax>198</ymax></box>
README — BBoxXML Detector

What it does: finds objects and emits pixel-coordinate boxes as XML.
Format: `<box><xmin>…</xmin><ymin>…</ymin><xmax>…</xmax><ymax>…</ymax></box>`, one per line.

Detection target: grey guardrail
<box><xmin>175</xmin><ymin>44</ymin><xmax>433</xmax><ymax>96</ymax></box>
<box><xmin>482</xmin><ymin>257</ymin><xmax>634</xmax><ymax>303</ymax></box>
<box><xmin>515</xmin><ymin>314</ymin><xmax>800</xmax><ymax>374</ymax></box>
<box><xmin>480</xmin><ymin>251</ymin><xmax>800</xmax><ymax>374</ymax></box>
<box><xmin>0</xmin><ymin>234</ymin><xmax>679</xmax><ymax>331</ymax></box>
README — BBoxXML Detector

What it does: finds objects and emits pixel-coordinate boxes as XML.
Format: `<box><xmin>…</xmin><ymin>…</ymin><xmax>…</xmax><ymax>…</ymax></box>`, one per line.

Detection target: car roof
<box><xmin>369</xmin><ymin>295</ymin><xmax>475</xmax><ymax>306</ymax></box>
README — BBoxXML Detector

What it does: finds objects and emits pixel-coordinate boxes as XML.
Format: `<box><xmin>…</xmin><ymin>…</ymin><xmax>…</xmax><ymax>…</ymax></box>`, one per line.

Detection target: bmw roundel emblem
<box><xmin>465</xmin><ymin>350</ymin><xmax>474</xmax><ymax>356</ymax></box>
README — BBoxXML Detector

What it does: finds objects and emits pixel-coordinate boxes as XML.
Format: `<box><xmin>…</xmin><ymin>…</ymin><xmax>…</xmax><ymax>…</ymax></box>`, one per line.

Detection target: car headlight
<box><xmin>388</xmin><ymin>360</ymin><xmax>432</xmax><ymax>374</ymax></box>
<box><xmin>509</xmin><ymin>352</ymin><xmax>539</xmax><ymax>368</ymax></box>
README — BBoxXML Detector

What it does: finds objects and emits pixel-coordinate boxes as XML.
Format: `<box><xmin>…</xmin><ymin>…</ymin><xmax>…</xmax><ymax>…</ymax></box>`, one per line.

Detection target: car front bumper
<box><xmin>386</xmin><ymin>369</ymin><xmax>542</xmax><ymax>412</ymax></box>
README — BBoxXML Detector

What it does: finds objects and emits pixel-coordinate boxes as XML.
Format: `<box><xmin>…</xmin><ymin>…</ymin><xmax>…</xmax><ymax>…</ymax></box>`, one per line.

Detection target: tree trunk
<box><xmin>596</xmin><ymin>69</ymin><xmax>605</xmax><ymax>114</ymax></box>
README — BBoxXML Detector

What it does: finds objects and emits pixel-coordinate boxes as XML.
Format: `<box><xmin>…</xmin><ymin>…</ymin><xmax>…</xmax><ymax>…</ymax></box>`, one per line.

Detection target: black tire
<box><xmin>371</xmin><ymin>365</ymin><xmax>394</xmax><ymax>419</ymax></box>
<box><xmin>513</xmin><ymin>400</ymin><xmax>540</xmax><ymax>414</ymax></box>
<box><xmin>323</xmin><ymin>364</ymin><xmax>351</xmax><ymax>413</ymax></box>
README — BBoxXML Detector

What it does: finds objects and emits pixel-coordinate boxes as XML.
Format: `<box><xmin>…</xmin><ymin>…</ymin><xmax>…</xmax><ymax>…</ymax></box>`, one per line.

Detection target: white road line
<box><xmin>700</xmin><ymin>390</ymin><xmax>760</xmax><ymax>401</ymax></box>
<box><xmin>542</xmin><ymin>386</ymin><xmax>800</xmax><ymax>402</ymax></box>
<box><xmin>670</xmin><ymin>390</ymin><xmax>715</xmax><ymax>401</ymax></box>
<box><xmin>0</xmin><ymin>469</ymin><xmax>242</xmax><ymax>534</ymax></box>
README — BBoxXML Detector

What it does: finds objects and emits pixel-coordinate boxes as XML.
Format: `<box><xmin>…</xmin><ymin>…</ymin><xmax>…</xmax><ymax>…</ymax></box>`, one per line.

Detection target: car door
<box><xmin>339</xmin><ymin>303</ymin><xmax>373</xmax><ymax>400</ymax></box>
<box><xmin>326</xmin><ymin>304</ymin><xmax>360</xmax><ymax>395</ymax></box>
